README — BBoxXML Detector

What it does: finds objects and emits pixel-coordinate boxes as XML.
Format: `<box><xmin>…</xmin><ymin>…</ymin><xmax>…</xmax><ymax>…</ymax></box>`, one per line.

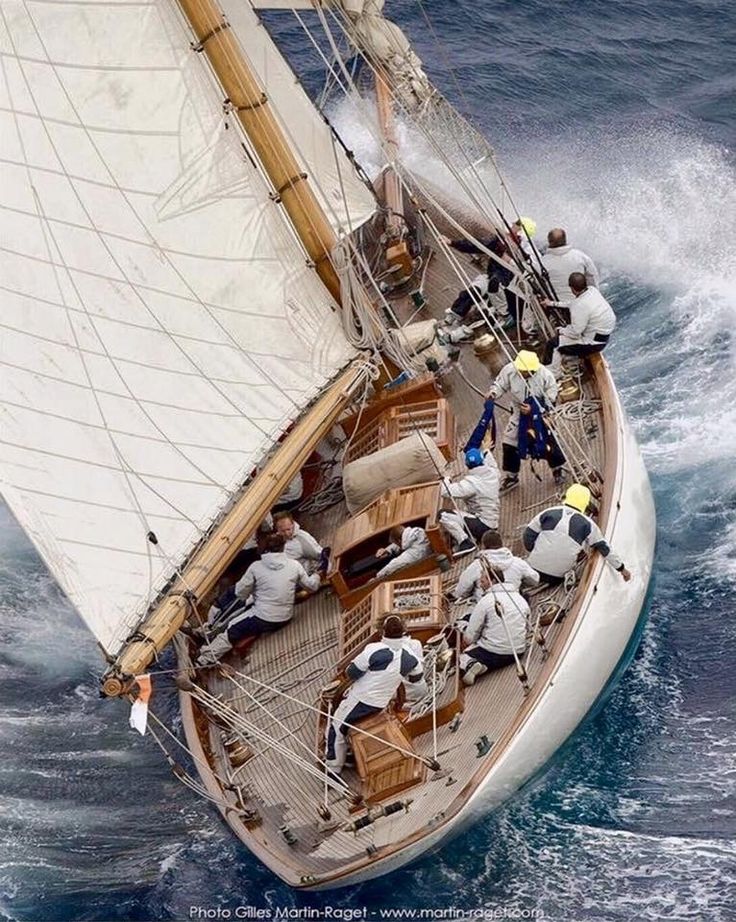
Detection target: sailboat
<box><xmin>0</xmin><ymin>0</ymin><xmax>655</xmax><ymax>891</ymax></box>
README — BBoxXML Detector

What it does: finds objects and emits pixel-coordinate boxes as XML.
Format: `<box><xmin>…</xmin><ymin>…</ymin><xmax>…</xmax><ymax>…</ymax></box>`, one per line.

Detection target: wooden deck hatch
<box><xmin>349</xmin><ymin>711</ymin><xmax>426</xmax><ymax>802</ymax></box>
<box><xmin>328</xmin><ymin>483</ymin><xmax>452</xmax><ymax>608</ymax></box>
<box><xmin>338</xmin><ymin>575</ymin><xmax>449</xmax><ymax>663</ymax></box>
<box><xmin>344</xmin><ymin>399</ymin><xmax>456</xmax><ymax>465</ymax></box>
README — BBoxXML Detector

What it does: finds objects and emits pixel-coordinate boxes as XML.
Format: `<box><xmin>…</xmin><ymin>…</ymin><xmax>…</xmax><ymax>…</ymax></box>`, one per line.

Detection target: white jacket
<box><xmin>524</xmin><ymin>504</ymin><xmax>624</xmax><ymax>578</ymax></box>
<box><xmin>343</xmin><ymin>636</ymin><xmax>425</xmax><ymax>708</ymax></box>
<box><xmin>462</xmin><ymin>584</ymin><xmax>529</xmax><ymax>655</ymax></box>
<box><xmin>453</xmin><ymin>547</ymin><xmax>539</xmax><ymax>599</ymax></box>
<box><xmin>376</xmin><ymin>525</ymin><xmax>432</xmax><ymax>579</ymax></box>
<box><xmin>542</xmin><ymin>244</ymin><xmax>599</xmax><ymax>301</ymax></box>
<box><xmin>490</xmin><ymin>362</ymin><xmax>559</xmax><ymax>410</ymax></box>
<box><xmin>558</xmin><ymin>287</ymin><xmax>616</xmax><ymax>344</ymax></box>
<box><xmin>490</xmin><ymin>363</ymin><xmax>559</xmax><ymax>446</ymax></box>
<box><xmin>283</xmin><ymin>523</ymin><xmax>323</xmax><ymax>564</ymax></box>
<box><xmin>234</xmin><ymin>552</ymin><xmax>320</xmax><ymax>623</ymax></box>
<box><xmin>442</xmin><ymin>454</ymin><xmax>500</xmax><ymax>528</ymax></box>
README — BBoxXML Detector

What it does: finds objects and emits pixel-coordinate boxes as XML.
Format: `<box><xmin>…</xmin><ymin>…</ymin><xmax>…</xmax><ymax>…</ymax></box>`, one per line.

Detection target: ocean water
<box><xmin>2</xmin><ymin>1</ymin><xmax>735</xmax><ymax>920</ymax></box>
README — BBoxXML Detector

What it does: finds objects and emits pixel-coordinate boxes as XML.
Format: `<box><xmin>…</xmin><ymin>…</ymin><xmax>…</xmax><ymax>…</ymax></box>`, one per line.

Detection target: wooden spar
<box><xmin>177</xmin><ymin>0</ymin><xmax>341</xmax><ymax>301</ymax></box>
<box><xmin>375</xmin><ymin>72</ymin><xmax>404</xmax><ymax>235</ymax></box>
<box><xmin>102</xmin><ymin>363</ymin><xmax>367</xmax><ymax>696</ymax></box>
<box><xmin>99</xmin><ymin>0</ymin><xmax>375</xmax><ymax>693</ymax></box>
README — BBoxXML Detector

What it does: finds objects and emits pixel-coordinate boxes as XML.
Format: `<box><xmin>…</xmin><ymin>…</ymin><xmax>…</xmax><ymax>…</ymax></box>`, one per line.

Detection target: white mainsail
<box><xmin>0</xmin><ymin>0</ymin><xmax>372</xmax><ymax>656</ymax></box>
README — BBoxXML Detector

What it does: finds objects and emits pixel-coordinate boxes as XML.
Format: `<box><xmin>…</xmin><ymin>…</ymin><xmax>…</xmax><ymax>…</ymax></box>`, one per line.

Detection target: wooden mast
<box><xmin>101</xmin><ymin>0</ymin><xmax>368</xmax><ymax>695</ymax></box>
<box><xmin>179</xmin><ymin>0</ymin><xmax>341</xmax><ymax>300</ymax></box>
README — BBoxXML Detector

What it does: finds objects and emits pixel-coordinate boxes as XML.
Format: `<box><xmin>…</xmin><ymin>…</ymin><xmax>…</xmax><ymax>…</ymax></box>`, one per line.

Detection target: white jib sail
<box><xmin>0</xmin><ymin>0</ymin><xmax>366</xmax><ymax>656</ymax></box>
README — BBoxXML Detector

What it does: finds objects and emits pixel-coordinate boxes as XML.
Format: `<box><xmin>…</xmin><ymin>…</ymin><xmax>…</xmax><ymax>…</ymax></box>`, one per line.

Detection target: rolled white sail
<box><xmin>0</xmin><ymin>0</ymin><xmax>362</xmax><ymax>655</ymax></box>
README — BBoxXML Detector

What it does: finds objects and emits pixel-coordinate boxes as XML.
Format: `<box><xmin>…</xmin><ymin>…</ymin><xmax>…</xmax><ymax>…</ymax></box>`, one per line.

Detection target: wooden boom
<box><xmin>100</xmin><ymin>0</ymin><xmax>376</xmax><ymax>693</ymax></box>
<box><xmin>102</xmin><ymin>362</ymin><xmax>367</xmax><ymax>696</ymax></box>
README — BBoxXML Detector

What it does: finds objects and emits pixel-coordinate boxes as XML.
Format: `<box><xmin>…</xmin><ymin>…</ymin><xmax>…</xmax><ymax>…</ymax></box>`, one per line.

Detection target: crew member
<box><xmin>488</xmin><ymin>350</ymin><xmax>565</xmax><ymax>492</ymax></box>
<box><xmin>542</xmin><ymin>272</ymin><xmax>616</xmax><ymax>373</ymax></box>
<box><xmin>273</xmin><ymin>511</ymin><xmax>328</xmax><ymax>575</ymax></box>
<box><xmin>325</xmin><ymin>615</ymin><xmax>425</xmax><ymax>773</ymax></box>
<box><xmin>459</xmin><ymin>567</ymin><xmax>530</xmax><ymax>686</ymax></box>
<box><xmin>196</xmin><ymin>534</ymin><xmax>320</xmax><ymax>667</ymax></box>
<box><xmin>541</xmin><ymin>228</ymin><xmax>599</xmax><ymax>302</ymax></box>
<box><xmin>375</xmin><ymin>524</ymin><xmax>432</xmax><ymax>579</ymax></box>
<box><xmin>451</xmin><ymin>530</ymin><xmax>540</xmax><ymax>601</ymax></box>
<box><xmin>439</xmin><ymin>447</ymin><xmax>500</xmax><ymax>557</ymax></box>
<box><xmin>442</xmin><ymin>232</ymin><xmax>518</xmax><ymax>326</ymax></box>
<box><xmin>523</xmin><ymin>483</ymin><xmax>632</xmax><ymax>585</ymax></box>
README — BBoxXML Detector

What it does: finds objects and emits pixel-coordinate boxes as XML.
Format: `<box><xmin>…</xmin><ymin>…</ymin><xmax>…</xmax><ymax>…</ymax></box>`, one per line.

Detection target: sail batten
<box><xmin>0</xmin><ymin>0</ymin><xmax>368</xmax><ymax>655</ymax></box>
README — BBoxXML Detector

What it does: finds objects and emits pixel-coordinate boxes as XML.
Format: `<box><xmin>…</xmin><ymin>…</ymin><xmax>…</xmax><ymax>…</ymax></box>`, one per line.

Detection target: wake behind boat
<box><xmin>0</xmin><ymin>0</ymin><xmax>655</xmax><ymax>890</ymax></box>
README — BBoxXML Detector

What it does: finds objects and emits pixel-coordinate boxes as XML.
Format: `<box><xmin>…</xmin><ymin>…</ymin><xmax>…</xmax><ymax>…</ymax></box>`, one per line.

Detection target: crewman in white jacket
<box><xmin>325</xmin><ymin>615</ymin><xmax>425</xmax><ymax>773</ymax></box>
<box><xmin>273</xmin><ymin>511</ymin><xmax>326</xmax><ymax>575</ymax></box>
<box><xmin>439</xmin><ymin>447</ymin><xmax>500</xmax><ymax>557</ymax></box>
<box><xmin>488</xmin><ymin>350</ymin><xmax>566</xmax><ymax>492</ymax></box>
<box><xmin>451</xmin><ymin>530</ymin><xmax>540</xmax><ymax>601</ymax></box>
<box><xmin>196</xmin><ymin>534</ymin><xmax>320</xmax><ymax>666</ymax></box>
<box><xmin>524</xmin><ymin>483</ymin><xmax>631</xmax><ymax>586</ymax></box>
<box><xmin>459</xmin><ymin>568</ymin><xmax>530</xmax><ymax>685</ymax></box>
<box><xmin>542</xmin><ymin>272</ymin><xmax>617</xmax><ymax>374</ymax></box>
<box><xmin>375</xmin><ymin>524</ymin><xmax>432</xmax><ymax>579</ymax></box>
<box><xmin>541</xmin><ymin>228</ymin><xmax>599</xmax><ymax>301</ymax></box>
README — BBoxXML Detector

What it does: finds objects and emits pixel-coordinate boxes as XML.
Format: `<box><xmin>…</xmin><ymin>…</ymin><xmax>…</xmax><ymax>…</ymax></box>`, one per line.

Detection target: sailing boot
<box><xmin>499</xmin><ymin>474</ymin><xmax>520</xmax><ymax>494</ymax></box>
<box><xmin>196</xmin><ymin>630</ymin><xmax>233</xmax><ymax>667</ymax></box>
<box><xmin>462</xmin><ymin>661</ymin><xmax>489</xmax><ymax>686</ymax></box>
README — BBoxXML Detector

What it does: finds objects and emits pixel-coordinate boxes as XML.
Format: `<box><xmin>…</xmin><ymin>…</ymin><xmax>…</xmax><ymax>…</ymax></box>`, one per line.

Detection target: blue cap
<box><xmin>464</xmin><ymin>448</ymin><xmax>484</xmax><ymax>468</ymax></box>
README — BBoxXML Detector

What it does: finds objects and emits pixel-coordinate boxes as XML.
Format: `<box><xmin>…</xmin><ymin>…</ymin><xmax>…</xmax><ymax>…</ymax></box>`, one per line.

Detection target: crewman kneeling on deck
<box><xmin>523</xmin><ymin>483</ymin><xmax>631</xmax><ymax>587</ymax></box>
<box><xmin>459</xmin><ymin>567</ymin><xmax>530</xmax><ymax>686</ymax></box>
<box><xmin>196</xmin><ymin>534</ymin><xmax>320</xmax><ymax>667</ymax></box>
<box><xmin>273</xmin><ymin>511</ymin><xmax>329</xmax><ymax>576</ymax></box>
<box><xmin>450</xmin><ymin>530</ymin><xmax>540</xmax><ymax>602</ymax></box>
<box><xmin>325</xmin><ymin>615</ymin><xmax>426</xmax><ymax>774</ymax></box>
<box><xmin>541</xmin><ymin>271</ymin><xmax>616</xmax><ymax>376</ymax></box>
<box><xmin>439</xmin><ymin>447</ymin><xmax>500</xmax><ymax>558</ymax></box>
<box><xmin>375</xmin><ymin>524</ymin><xmax>432</xmax><ymax>579</ymax></box>
<box><xmin>488</xmin><ymin>350</ymin><xmax>566</xmax><ymax>493</ymax></box>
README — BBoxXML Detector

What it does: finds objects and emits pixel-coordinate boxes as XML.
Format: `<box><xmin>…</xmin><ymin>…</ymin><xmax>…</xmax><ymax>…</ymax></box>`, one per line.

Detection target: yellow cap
<box><xmin>564</xmin><ymin>483</ymin><xmax>591</xmax><ymax>513</ymax></box>
<box><xmin>513</xmin><ymin>350</ymin><xmax>541</xmax><ymax>373</ymax></box>
<box><xmin>519</xmin><ymin>216</ymin><xmax>537</xmax><ymax>237</ymax></box>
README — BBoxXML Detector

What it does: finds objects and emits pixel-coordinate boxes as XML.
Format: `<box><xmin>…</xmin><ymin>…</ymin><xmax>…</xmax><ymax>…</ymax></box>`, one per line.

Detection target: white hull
<box><xmin>309</xmin><ymin>366</ymin><xmax>656</xmax><ymax>889</ymax></box>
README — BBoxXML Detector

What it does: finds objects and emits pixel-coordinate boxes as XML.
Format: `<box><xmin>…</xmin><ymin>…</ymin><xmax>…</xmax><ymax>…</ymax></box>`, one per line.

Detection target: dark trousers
<box><xmin>502</xmin><ymin>437</ymin><xmax>565</xmax><ymax>474</ymax></box>
<box><xmin>465</xmin><ymin>646</ymin><xmax>518</xmax><ymax>671</ymax></box>
<box><xmin>544</xmin><ymin>334</ymin><xmax>609</xmax><ymax>364</ymax></box>
<box><xmin>464</xmin><ymin>514</ymin><xmax>494</xmax><ymax>541</ymax></box>
<box><xmin>227</xmin><ymin>613</ymin><xmax>284</xmax><ymax>644</ymax></box>
<box><xmin>450</xmin><ymin>287</ymin><xmax>482</xmax><ymax>319</ymax></box>
<box><xmin>536</xmin><ymin>571</ymin><xmax>565</xmax><ymax>587</ymax></box>
<box><xmin>325</xmin><ymin>701</ymin><xmax>381</xmax><ymax>761</ymax></box>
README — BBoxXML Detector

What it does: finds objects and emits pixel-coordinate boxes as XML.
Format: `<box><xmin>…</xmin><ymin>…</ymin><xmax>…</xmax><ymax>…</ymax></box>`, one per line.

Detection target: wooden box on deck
<box><xmin>349</xmin><ymin>711</ymin><xmax>426</xmax><ymax>803</ymax></box>
<box><xmin>344</xmin><ymin>398</ymin><xmax>456</xmax><ymax>465</ymax></box>
<box><xmin>327</xmin><ymin>483</ymin><xmax>452</xmax><ymax>609</ymax></box>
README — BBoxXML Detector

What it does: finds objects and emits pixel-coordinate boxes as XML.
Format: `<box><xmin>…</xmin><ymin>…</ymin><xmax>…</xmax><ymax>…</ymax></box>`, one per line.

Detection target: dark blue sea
<box><xmin>2</xmin><ymin>1</ymin><xmax>735</xmax><ymax>920</ymax></box>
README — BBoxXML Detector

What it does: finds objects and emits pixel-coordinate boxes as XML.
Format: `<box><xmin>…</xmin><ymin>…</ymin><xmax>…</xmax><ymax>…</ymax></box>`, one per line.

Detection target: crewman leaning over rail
<box><xmin>541</xmin><ymin>271</ymin><xmax>617</xmax><ymax>375</ymax></box>
<box><xmin>523</xmin><ymin>483</ymin><xmax>632</xmax><ymax>587</ymax></box>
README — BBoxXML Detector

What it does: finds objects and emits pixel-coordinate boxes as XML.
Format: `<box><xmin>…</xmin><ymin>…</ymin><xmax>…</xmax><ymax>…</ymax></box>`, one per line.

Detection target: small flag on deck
<box><xmin>129</xmin><ymin>674</ymin><xmax>152</xmax><ymax>736</ymax></box>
